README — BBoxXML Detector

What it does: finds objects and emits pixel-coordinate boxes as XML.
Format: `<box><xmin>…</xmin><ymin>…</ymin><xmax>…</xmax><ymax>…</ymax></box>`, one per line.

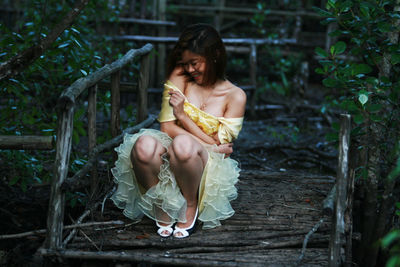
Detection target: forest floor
<box><xmin>0</xmin><ymin>84</ymin><xmax>339</xmax><ymax>266</ymax></box>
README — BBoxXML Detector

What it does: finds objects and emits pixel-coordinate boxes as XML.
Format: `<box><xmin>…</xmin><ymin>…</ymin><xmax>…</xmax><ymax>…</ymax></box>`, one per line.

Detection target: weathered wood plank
<box><xmin>0</xmin><ymin>135</ymin><xmax>54</xmax><ymax>150</ymax></box>
<box><xmin>329</xmin><ymin>114</ymin><xmax>351</xmax><ymax>266</ymax></box>
<box><xmin>88</xmin><ymin>84</ymin><xmax>97</xmax><ymax>195</ymax></box>
<box><xmin>137</xmin><ymin>50</ymin><xmax>150</xmax><ymax>122</ymax></box>
<box><xmin>44</xmin><ymin>100</ymin><xmax>74</xmax><ymax>249</ymax></box>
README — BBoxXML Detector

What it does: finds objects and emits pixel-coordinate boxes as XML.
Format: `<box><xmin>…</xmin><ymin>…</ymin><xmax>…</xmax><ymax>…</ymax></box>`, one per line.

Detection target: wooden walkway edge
<box><xmin>41</xmin><ymin>170</ymin><xmax>334</xmax><ymax>266</ymax></box>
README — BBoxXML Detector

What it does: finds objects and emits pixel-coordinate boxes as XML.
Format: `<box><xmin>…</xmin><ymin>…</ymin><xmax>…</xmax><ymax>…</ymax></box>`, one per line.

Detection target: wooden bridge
<box><xmin>0</xmin><ymin>43</ymin><xmax>353</xmax><ymax>266</ymax></box>
<box><xmin>41</xmin><ymin>169</ymin><xmax>335</xmax><ymax>266</ymax></box>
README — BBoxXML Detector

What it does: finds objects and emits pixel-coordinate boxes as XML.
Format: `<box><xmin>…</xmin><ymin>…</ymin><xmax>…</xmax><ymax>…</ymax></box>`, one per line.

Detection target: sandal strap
<box><xmin>173</xmin><ymin>227</ymin><xmax>189</xmax><ymax>238</ymax></box>
<box><xmin>157</xmin><ymin>225</ymin><xmax>173</xmax><ymax>237</ymax></box>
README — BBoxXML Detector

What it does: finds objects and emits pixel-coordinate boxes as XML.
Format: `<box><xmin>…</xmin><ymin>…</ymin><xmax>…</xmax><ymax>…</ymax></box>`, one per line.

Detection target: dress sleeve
<box><xmin>217</xmin><ymin>117</ymin><xmax>244</xmax><ymax>144</ymax></box>
<box><xmin>157</xmin><ymin>82</ymin><xmax>177</xmax><ymax>123</ymax></box>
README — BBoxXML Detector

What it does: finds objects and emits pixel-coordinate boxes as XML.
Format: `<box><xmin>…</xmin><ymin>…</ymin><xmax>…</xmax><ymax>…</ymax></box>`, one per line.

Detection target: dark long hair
<box><xmin>166</xmin><ymin>23</ymin><xmax>227</xmax><ymax>86</ymax></box>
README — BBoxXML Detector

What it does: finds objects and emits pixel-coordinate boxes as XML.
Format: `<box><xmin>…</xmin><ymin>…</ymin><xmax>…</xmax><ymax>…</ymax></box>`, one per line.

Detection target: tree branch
<box><xmin>0</xmin><ymin>0</ymin><xmax>90</xmax><ymax>81</ymax></box>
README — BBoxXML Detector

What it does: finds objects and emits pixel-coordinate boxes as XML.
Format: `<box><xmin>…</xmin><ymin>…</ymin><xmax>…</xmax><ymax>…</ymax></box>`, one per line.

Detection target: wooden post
<box><xmin>88</xmin><ymin>84</ymin><xmax>98</xmax><ymax>196</ymax></box>
<box><xmin>157</xmin><ymin>0</ymin><xmax>166</xmax><ymax>86</ymax></box>
<box><xmin>140</xmin><ymin>0</ymin><xmax>147</xmax><ymax>19</ymax></box>
<box><xmin>344</xmin><ymin>140</ymin><xmax>356</xmax><ymax>266</ymax></box>
<box><xmin>137</xmin><ymin>53</ymin><xmax>150</xmax><ymax>122</ymax></box>
<box><xmin>215</xmin><ymin>0</ymin><xmax>225</xmax><ymax>31</ymax></box>
<box><xmin>329</xmin><ymin>114</ymin><xmax>351</xmax><ymax>266</ymax></box>
<box><xmin>249</xmin><ymin>43</ymin><xmax>257</xmax><ymax>117</ymax></box>
<box><xmin>111</xmin><ymin>71</ymin><xmax>121</xmax><ymax>139</ymax></box>
<box><xmin>44</xmin><ymin>100</ymin><xmax>75</xmax><ymax>249</ymax></box>
<box><xmin>111</xmin><ymin>71</ymin><xmax>121</xmax><ymax>161</ymax></box>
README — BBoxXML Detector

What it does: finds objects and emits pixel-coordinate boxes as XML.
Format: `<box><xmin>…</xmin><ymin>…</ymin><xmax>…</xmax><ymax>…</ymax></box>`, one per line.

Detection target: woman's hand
<box><xmin>168</xmin><ymin>90</ymin><xmax>186</xmax><ymax>119</ymax></box>
<box><xmin>216</xmin><ymin>143</ymin><xmax>233</xmax><ymax>158</ymax></box>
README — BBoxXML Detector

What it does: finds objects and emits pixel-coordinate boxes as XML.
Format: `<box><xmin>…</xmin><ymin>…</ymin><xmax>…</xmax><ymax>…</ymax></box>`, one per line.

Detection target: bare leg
<box><xmin>131</xmin><ymin>135</ymin><xmax>165</xmax><ymax>190</ymax></box>
<box><xmin>168</xmin><ymin>134</ymin><xmax>208</xmax><ymax>234</ymax></box>
<box><xmin>131</xmin><ymin>135</ymin><xmax>172</xmax><ymax>234</ymax></box>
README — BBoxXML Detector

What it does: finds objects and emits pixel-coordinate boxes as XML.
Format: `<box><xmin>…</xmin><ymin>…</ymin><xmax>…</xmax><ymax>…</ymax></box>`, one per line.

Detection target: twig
<box><xmin>79</xmin><ymin>229</ymin><xmax>100</xmax><ymax>251</ymax></box>
<box><xmin>295</xmin><ymin>217</ymin><xmax>326</xmax><ymax>266</ymax></box>
<box><xmin>0</xmin><ymin>220</ymin><xmax>125</xmax><ymax>240</ymax></box>
<box><xmin>62</xmin><ymin>210</ymin><xmax>90</xmax><ymax>247</ymax></box>
<box><xmin>102</xmin><ymin>186</ymin><xmax>116</xmax><ymax>216</ymax></box>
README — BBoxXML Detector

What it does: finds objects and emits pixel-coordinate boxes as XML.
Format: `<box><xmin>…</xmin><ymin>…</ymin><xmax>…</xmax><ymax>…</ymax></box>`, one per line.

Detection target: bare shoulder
<box><xmin>223</xmin><ymin>82</ymin><xmax>247</xmax><ymax>118</ymax></box>
<box><xmin>167</xmin><ymin>66</ymin><xmax>187</xmax><ymax>92</ymax></box>
<box><xmin>227</xmin><ymin>83</ymin><xmax>247</xmax><ymax>106</ymax></box>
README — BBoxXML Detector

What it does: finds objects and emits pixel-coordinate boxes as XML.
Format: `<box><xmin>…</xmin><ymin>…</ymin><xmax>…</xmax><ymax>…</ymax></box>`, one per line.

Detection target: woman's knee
<box><xmin>132</xmin><ymin>135</ymin><xmax>160</xmax><ymax>164</ymax></box>
<box><xmin>169</xmin><ymin>135</ymin><xmax>199</xmax><ymax>162</ymax></box>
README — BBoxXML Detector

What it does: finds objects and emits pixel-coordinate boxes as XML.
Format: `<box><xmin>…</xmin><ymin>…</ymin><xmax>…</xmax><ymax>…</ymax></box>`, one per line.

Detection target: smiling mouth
<box><xmin>191</xmin><ymin>73</ymin><xmax>201</xmax><ymax>79</ymax></box>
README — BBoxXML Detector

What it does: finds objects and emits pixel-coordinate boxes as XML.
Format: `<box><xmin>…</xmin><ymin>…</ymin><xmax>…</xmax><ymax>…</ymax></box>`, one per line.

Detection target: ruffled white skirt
<box><xmin>111</xmin><ymin>128</ymin><xmax>240</xmax><ymax>229</ymax></box>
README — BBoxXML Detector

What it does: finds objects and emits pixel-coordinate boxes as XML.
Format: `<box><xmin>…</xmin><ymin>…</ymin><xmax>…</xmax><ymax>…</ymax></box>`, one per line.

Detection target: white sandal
<box><xmin>173</xmin><ymin>207</ymin><xmax>198</xmax><ymax>238</ymax></box>
<box><xmin>156</xmin><ymin>222</ymin><xmax>174</xmax><ymax>238</ymax></box>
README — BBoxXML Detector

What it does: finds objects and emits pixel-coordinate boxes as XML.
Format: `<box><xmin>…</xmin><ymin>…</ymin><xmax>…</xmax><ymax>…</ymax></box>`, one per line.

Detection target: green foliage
<box><xmin>0</xmin><ymin>0</ymin><xmax>123</xmax><ymax>191</ymax></box>
<box><xmin>251</xmin><ymin>2</ymin><xmax>305</xmax><ymax>97</ymax></box>
<box><xmin>315</xmin><ymin>0</ymin><xmax>400</xmax><ymax>172</ymax></box>
<box><xmin>382</xmin><ymin>202</ymin><xmax>400</xmax><ymax>267</ymax></box>
<box><xmin>315</xmin><ymin>0</ymin><xmax>400</xmax><ymax>263</ymax></box>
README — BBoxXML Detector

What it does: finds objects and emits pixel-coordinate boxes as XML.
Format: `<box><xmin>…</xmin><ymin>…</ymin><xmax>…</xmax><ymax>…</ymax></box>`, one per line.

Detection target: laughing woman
<box><xmin>111</xmin><ymin>23</ymin><xmax>247</xmax><ymax>238</ymax></box>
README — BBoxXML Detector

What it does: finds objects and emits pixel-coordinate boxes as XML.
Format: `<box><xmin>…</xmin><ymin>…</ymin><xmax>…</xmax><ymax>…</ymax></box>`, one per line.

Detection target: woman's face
<box><xmin>180</xmin><ymin>50</ymin><xmax>207</xmax><ymax>85</ymax></box>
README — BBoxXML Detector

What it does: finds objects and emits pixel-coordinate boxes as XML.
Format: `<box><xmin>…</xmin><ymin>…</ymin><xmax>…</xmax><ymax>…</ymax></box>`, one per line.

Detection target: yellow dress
<box><xmin>111</xmin><ymin>80</ymin><xmax>244</xmax><ymax>229</ymax></box>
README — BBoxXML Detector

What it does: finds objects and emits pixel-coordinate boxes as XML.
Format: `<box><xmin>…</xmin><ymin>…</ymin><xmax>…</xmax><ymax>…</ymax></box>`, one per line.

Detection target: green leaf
<box><xmin>323</xmin><ymin>77</ymin><xmax>337</xmax><ymax>87</ymax></box>
<box><xmin>382</xmin><ymin>230</ymin><xmax>400</xmax><ymax>248</ymax></box>
<box><xmin>312</xmin><ymin>6</ymin><xmax>333</xmax><ymax>17</ymax></box>
<box><xmin>315</xmin><ymin>47</ymin><xmax>329</xmax><ymax>58</ymax></box>
<box><xmin>391</xmin><ymin>53</ymin><xmax>400</xmax><ymax>65</ymax></box>
<box><xmin>9</xmin><ymin>176</ymin><xmax>20</xmax><ymax>186</ymax></box>
<box><xmin>367</xmin><ymin>104</ymin><xmax>382</xmax><ymax>113</ymax></box>
<box><xmin>370</xmin><ymin>114</ymin><xmax>382</xmax><ymax>122</ymax></box>
<box><xmin>358</xmin><ymin>93</ymin><xmax>368</xmax><ymax>105</ymax></box>
<box><xmin>334</xmin><ymin>41</ymin><xmax>346</xmax><ymax>54</ymax></box>
<box><xmin>388</xmin><ymin>156</ymin><xmax>400</xmax><ymax>181</ymax></box>
<box><xmin>377</xmin><ymin>22</ymin><xmax>391</xmax><ymax>33</ymax></box>
<box><xmin>353</xmin><ymin>113</ymin><xmax>365</xmax><ymax>124</ymax></box>
<box><xmin>354</xmin><ymin>64</ymin><xmax>372</xmax><ymax>75</ymax></box>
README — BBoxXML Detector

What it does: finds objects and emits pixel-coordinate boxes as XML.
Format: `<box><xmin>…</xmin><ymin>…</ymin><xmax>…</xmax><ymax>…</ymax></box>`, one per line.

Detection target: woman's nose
<box><xmin>187</xmin><ymin>64</ymin><xmax>195</xmax><ymax>72</ymax></box>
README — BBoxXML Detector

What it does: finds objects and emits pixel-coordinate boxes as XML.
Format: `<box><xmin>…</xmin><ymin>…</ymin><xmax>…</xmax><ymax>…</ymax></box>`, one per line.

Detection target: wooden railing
<box><xmin>44</xmin><ymin>43</ymin><xmax>154</xmax><ymax>250</ymax></box>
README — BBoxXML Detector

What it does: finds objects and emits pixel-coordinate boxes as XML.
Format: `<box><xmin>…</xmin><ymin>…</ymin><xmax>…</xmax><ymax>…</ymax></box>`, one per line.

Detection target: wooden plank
<box><xmin>118</xmin><ymin>17</ymin><xmax>176</xmax><ymax>26</ymax></box>
<box><xmin>168</xmin><ymin>5</ymin><xmax>322</xmax><ymax>18</ymax></box>
<box><xmin>329</xmin><ymin>114</ymin><xmax>351</xmax><ymax>266</ymax></box>
<box><xmin>44</xmin><ymin>100</ymin><xmax>75</xmax><ymax>249</ymax></box>
<box><xmin>112</xmin><ymin>35</ymin><xmax>297</xmax><ymax>46</ymax></box>
<box><xmin>88</xmin><ymin>84</ymin><xmax>98</xmax><ymax>195</ymax></box>
<box><xmin>111</xmin><ymin>71</ymin><xmax>121</xmax><ymax>139</ymax></box>
<box><xmin>0</xmin><ymin>135</ymin><xmax>54</xmax><ymax>150</ymax></box>
<box><xmin>137</xmin><ymin>52</ymin><xmax>150</xmax><ymax>122</ymax></box>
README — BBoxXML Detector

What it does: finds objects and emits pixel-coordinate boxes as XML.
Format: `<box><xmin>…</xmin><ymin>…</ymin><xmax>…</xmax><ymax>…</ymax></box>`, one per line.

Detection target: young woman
<box><xmin>111</xmin><ymin>23</ymin><xmax>246</xmax><ymax>238</ymax></box>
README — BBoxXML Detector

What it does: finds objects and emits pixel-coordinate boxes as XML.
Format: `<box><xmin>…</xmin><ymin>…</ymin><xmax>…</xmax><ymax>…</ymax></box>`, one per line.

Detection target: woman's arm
<box><xmin>160</xmin><ymin>121</ymin><xmax>219</xmax><ymax>150</ymax></box>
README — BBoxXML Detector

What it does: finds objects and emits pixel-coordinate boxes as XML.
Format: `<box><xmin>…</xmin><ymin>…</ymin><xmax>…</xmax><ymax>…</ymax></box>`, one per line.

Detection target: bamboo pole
<box><xmin>0</xmin><ymin>135</ymin><xmax>54</xmax><ymax>150</ymax></box>
<box><xmin>88</xmin><ymin>84</ymin><xmax>98</xmax><ymax>195</ymax></box>
<box><xmin>328</xmin><ymin>114</ymin><xmax>351</xmax><ymax>266</ymax></box>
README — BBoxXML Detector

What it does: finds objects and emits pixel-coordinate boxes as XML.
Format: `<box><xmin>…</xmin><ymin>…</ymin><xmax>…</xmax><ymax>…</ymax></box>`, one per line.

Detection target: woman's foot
<box><xmin>173</xmin><ymin>206</ymin><xmax>198</xmax><ymax>238</ymax></box>
<box><xmin>156</xmin><ymin>222</ymin><xmax>174</xmax><ymax>237</ymax></box>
